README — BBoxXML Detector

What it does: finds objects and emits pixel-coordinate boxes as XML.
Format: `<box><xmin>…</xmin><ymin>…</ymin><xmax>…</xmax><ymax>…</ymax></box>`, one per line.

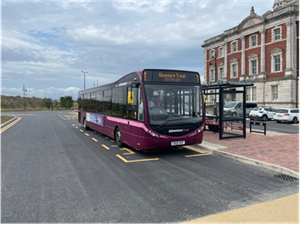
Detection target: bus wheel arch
<box><xmin>115</xmin><ymin>126</ymin><xmax>123</xmax><ymax>147</ymax></box>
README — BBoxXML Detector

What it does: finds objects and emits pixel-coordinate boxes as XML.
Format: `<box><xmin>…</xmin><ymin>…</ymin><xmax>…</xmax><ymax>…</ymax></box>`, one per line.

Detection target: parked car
<box><xmin>224</xmin><ymin>101</ymin><xmax>258</xmax><ymax>117</ymax></box>
<box><xmin>249</xmin><ymin>106</ymin><xmax>277</xmax><ymax>120</ymax></box>
<box><xmin>273</xmin><ymin>108</ymin><xmax>299</xmax><ymax>123</ymax></box>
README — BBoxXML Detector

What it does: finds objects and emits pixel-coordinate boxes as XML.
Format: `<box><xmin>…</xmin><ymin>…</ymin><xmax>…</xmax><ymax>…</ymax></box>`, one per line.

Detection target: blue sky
<box><xmin>1</xmin><ymin>0</ymin><xmax>273</xmax><ymax>100</ymax></box>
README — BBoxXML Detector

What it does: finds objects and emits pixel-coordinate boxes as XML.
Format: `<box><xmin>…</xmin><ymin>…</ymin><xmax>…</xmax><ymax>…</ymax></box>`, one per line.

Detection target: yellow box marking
<box><xmin>116</xmin><ymin>154</ymin><xmax>159</xmax><ymax>163</ymax></box>
<box><xmin>184</xmin><ymin>146</ymin><xmax>210</xmax><ymax>157</ymax></box>
<box><xmin>121</xmin><ymin>147</ymin><xmax>135</xmax><ymax>155</ymax></box>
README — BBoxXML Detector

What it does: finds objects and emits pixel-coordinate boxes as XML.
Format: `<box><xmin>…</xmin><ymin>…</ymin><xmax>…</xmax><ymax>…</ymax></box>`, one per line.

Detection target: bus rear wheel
<box><xmin>115</xmin><ymin>127</ymin><xmax>123</xmax><ymax>147</ymax></box>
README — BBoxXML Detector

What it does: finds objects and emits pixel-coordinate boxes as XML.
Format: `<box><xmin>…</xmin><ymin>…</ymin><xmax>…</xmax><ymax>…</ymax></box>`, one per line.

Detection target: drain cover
<box><xmin>274</xmin><ymin>174</ymin><xmax>299</xmax><ymax>182</ymax></box>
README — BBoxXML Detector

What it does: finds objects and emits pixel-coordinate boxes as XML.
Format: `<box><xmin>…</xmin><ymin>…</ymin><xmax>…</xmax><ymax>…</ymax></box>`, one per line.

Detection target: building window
<box><xmin>218</xmin><ymin>47</ymin><xmax>223</xmax><ymax>57</ymax></box>
<box><xmin>232</xmin><ymin>64</ymin><xmax>237</xmax><ymax>78</ymax></box>
<box><xmin>248</xmin><ymin>53</ymin><xmax>259</xmax><ymax>76</ymax></box>
<box><xmin>210</xmin><ymin>69</ymin><xmax>215</xmax><ymax>81</ymax></box>
<box><xmin>230</xmin><ymin>58</ymin><xmax>238</xmax><ymax>78</ymax></box>
<box><xmin>210</xmin><ymin>50</ymin><xmax>215</xmax><ymax>59</ymax></box>
<box><xmin>274</xmin><ymin>55</ymin><xmax>281</xmax><ymax>72</ymax></box>
<box><xmin>272</xmin><ymin>27</ymin><xmax>281</xmax><ymax>41</ymax></box>
<box><xmin>252</xmin><ymin>87</ymin><xmax>256</xmax><ymax>101</ymax></box>
<box><xmin>219</xmin><ymin>67</ymin><xmax>224</xmax><ymax>80</ymax></box>
<box><xmin>231</xmin><ymin>41</ymin><xmax>238</xmax><ymax>53</ymax></box>
<box><xmin>272</xmin><ymin>85</ymin><xmax>278</xmax><ymax>101</ymax></box>
<box><xmin>270</xmin><ymin>48</ymin><xmax>282</xmax><ymax>73</ymax></box>
<box><xmin>250</xmin><ymin>35</ymin><xmax>257</xmax><ymax>47</ymax></box>
<box><xmin>246</xmin><ymin>87</ymin><xmax>256</xmax><ymax>101</ymax></box>
<box><xmin>251</xmin><ymin>60</ymin><xmax>257</xmax><ymax>74</ymax></box>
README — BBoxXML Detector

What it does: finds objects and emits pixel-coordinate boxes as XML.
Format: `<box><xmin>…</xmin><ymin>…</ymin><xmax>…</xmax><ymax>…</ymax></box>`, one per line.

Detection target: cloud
<box><xmin>1</xmin><ymin>0</ymin><xmax>272</xmax><ymax>100</ymax></box>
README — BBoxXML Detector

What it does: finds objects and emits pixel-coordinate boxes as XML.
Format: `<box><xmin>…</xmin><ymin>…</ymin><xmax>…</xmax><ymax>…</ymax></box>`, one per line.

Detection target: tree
<box><xmin>60</xmin><ymin>96</ymin><xmax>74</xmax><ymax>109</ymax></box>
<box><xmin>42</xmin><ymin>98</ymin><xmax>52</xmax><ymax>109</ymax></box>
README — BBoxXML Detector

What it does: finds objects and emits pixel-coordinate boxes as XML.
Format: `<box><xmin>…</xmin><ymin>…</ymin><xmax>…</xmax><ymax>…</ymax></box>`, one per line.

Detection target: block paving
<box><xmin>203</xmin><ymin>130</ymin><xmax>299</xmax><ymax>173</ymax></box>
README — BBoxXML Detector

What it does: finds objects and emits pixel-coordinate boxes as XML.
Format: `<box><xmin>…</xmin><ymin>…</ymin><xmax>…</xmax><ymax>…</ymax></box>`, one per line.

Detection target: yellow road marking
<box><xmin>121</xmin><ymin>147</ymin><xmax>135</xmax><ymax>155</ymax></box>
<box><xmin>92</xmin><ymin>138</ymin><xmax>98</xmax><ymax>142</ymax></box>
<box><xmin>85</xmin><ymin>133</ymin><xmax>90</xmax><ymax>136</ymax></box>
<box><xmin>185</xmin><ymin>153</ymin><xmax>210</xmax><ymax>157</ymax></box>
<box><xmin>102</xmin><ymin>144</ymin><xmax>110</xmax><ymax>150</ymax></box>
<box><xmin>184</xmin><ymin>146</ymin><xmax>210</xmax><ymax>157</ymax></box>
<box><xmin>116</xmin><ymin>154</ymin><xmax>159</xmax><ymax>163</ymax></box>
<box><xmin>0</xmin><ymin>117</ymin><xmax>22</xmax><ymax>133</ymax></box>
<box><xmin>79</xmin><ymin>129</ymin><xmax>83</xmax><ymax>132</ymax></box>
<box><xmin>57</xmin><ymin>114</ymin><xmax>66</xmax><ymax>120</ymax></box>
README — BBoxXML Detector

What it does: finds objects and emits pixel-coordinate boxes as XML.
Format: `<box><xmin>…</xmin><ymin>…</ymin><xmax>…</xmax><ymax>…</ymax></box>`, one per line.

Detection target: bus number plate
<box><xmin>171</xmin><ymin>141</ymin><xmax>185</xmax><ymax>146</ymax></box>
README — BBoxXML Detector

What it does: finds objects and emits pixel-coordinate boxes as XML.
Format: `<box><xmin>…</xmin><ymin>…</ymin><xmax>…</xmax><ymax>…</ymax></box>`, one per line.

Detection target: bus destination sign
<box><xmin>143</xmin><ymin>70</ymin><xmax>199</xmax><ymax>83</ymax></box>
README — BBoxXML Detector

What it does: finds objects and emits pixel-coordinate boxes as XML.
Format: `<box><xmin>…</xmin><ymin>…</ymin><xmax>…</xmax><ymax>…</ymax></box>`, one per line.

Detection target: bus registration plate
<box><xmin>171</xmin><ymin>140</ymin><xmax>185</xmax><ymax>146</ymax></box>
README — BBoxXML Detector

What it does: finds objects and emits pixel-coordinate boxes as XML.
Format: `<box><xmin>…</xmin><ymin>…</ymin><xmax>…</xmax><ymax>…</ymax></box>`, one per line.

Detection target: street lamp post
<box><xmin>81</xmin><ymin>71</ymin><xmax>88</xmax><ymax>89</ymax></box>
<box><xmin>23</xmin><ymin>84</ymin><xmax>27</xmax><ymax>111</ymax></box>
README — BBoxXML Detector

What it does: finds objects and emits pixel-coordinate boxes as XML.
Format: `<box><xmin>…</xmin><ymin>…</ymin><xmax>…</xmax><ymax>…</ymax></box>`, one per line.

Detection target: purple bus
<box><xmin>78</xmin><ymin>69</ymin><xmax>205</xmax><ymax>150</ymax></box>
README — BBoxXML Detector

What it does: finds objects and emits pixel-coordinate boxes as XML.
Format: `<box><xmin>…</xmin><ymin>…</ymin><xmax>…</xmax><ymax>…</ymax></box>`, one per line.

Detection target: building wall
<box><xmin>201</xmin><ymin>1</ymin><xmax>299</xmax><ymax>109</ymax></box>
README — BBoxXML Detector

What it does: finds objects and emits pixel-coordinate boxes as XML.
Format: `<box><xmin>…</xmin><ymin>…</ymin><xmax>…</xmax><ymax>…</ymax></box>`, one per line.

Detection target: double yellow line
<box><xmin>0</xmin><ymin>117</ymin><xmax>22</xmax><ymax>133</ymax></box>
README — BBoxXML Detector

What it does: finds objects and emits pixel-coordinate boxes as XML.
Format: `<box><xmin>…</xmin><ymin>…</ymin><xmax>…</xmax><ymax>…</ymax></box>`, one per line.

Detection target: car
<box><xmin>249</xmin><ymin>106</ymin><xmax>277</xmax><ymax>120</ymax></box>
<box><xmin>273</xmin><ymin>108</ymin><xmax>299</xmax><ymax>123</ymax></box>
<box><xmin>224</xmin><ymin>101</ymin><xmax>258</xmax><ymax>117</ymax></box>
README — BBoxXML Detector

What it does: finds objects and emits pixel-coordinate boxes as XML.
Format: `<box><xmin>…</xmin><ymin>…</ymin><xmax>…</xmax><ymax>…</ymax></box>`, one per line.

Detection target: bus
<box><xmin>78</xmin><ymin>69</ymin><xmax>205</xmax><ymax>150</ymax></box>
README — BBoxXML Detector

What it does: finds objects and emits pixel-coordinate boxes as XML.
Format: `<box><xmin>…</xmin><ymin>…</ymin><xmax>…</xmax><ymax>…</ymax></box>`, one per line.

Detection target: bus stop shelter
<box><xmin>202</xmin><ymin>81</ymin><xmax>254</xmax><ymax>140</ymax></box>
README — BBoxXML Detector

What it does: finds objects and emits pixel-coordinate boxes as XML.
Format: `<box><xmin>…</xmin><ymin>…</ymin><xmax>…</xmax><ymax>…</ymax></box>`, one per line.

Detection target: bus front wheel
<box><xmin>83</xmin><ymin>118</ymin><xmax>89</xmax><ymax>130</ymax></box>
<box><xmin>115</xmin><ymin>127</ymin><xmax>123</xmax><ymax>147</ymax></box>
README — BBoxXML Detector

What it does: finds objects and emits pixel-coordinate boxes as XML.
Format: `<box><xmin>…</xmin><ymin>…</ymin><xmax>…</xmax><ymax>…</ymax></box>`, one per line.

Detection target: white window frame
<box><xmin>251</xmin><ymin>60</ymin><xmax>257</xmax><ymax>74</ymax></box>
<box><xmin>270</xmin><ymin>48</ymin><xmax>283</xmax><ymax>73</ymax></box>
<box><xmin>248</xmin><ymin>53</ymin><xmax>259</xmax><ymax>75</ymax></box>
<box><xmin>231</xmin><ymin>41</ymin><xmax>238</xmax><ymax>53</ymax></box>
<box><xmin>210</xmin><ymin>68</ymin><xmax>215</xmax><ymax>82</ymax></box>
<box><xmin>272</xmin><ymin>27</ymin><xmax>281</xmax><ymax>42</ymax></box>
<box><xmin>249</xmin><ymin>34</ymin><xmax>257</xmax><ymax>48</ymax></box>
<box><xmin>246</xmin><ymin>87</ymin><xmax>256</xmax><ymax>101</ymax></box>
<box><xmin>218</xmin><ymin>46</ymin><xmax>223</xmax><ymax>57</ymax></box>
<box><xmin>219</xmin><ymin>67</ymin><xmax>224</xmax><ymax>80</ymax></box>
<box><xmin>230</xmin><ymin>58</ymin><xmax>238</xmax><ymax>78</ymax></box>
<box><xmin>209</xmin><ymin>49</ymin><xmax>215</xmax><ymax>59</ymax></box>
<box><xmin>271</xmin><ymin>85</ymin><xmax>278</xmax><ymax>101</ymax></box>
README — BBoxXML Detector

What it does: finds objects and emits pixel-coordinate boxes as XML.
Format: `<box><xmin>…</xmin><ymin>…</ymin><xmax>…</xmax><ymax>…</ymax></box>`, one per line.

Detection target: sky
<box><xmin>1</xmin><ymin>0</ymin><xmax>273</xmax><ymax>100</ymax></box>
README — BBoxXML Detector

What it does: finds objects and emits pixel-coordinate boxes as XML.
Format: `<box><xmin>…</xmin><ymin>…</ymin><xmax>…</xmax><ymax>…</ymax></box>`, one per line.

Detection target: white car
<box><xmin>274</xmin><ymin>108</ymin><xmax>299</xmax><ymax>123</ymax></box>
<box><xmin>249</xmin><ymin>106</ymin><xmax>277</xmax><ymax>120</ymax></box>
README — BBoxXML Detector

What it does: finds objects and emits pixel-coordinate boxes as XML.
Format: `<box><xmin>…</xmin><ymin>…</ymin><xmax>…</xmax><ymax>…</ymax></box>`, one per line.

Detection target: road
<box><xmin>1</xmin><ymin>111</ymin><xmax>298</xmax><ymax>223</ymax></box>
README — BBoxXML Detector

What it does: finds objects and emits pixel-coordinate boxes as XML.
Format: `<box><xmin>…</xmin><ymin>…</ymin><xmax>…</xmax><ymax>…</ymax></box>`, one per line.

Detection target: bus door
<box><xmin>126</xmin><ymin>86</ymin><xmax>139</xmax><ymax>131</ymax></box>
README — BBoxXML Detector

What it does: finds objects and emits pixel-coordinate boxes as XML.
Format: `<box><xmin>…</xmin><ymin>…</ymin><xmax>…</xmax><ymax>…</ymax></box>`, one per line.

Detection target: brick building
<box><xmin>201</xmin><ymin>0</ymin><xmax>299</xmax><ymax>108</ymax></box>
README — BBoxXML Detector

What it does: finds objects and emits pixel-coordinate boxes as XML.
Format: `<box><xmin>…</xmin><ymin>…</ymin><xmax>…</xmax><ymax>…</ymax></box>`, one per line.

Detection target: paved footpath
<box><xmin>185</xmin><ymin>129</ymin><xmax>299</xmax><ymax>224</ymax></box>
<box><xmin>198</xmin><ymin>129</ymin><xmax>299</xmax><ymax>175</ymax></box>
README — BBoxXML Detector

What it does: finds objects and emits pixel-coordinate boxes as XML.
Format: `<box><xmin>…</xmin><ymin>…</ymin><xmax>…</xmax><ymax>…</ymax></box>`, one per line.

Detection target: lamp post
<box><xmin>81</xmin><ymin>71</ymin><xmax>88</xmax><ymax>89</ymax></box>
<box><xmin>209</xmin><ymin>56</ymin><xmax>217</xmax><ymax>81</ymax></box>
<box><xmin>23</xmin><ymin>84</ymin><xmax>27</xmax><ymax>111</ymax></box>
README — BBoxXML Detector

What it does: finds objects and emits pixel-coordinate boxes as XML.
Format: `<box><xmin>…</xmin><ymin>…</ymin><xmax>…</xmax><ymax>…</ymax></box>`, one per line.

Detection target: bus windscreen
<box><xmin>143</xmin><ymin>70</ymin><xmax>200</xmax><ymax>83</ymax></box>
